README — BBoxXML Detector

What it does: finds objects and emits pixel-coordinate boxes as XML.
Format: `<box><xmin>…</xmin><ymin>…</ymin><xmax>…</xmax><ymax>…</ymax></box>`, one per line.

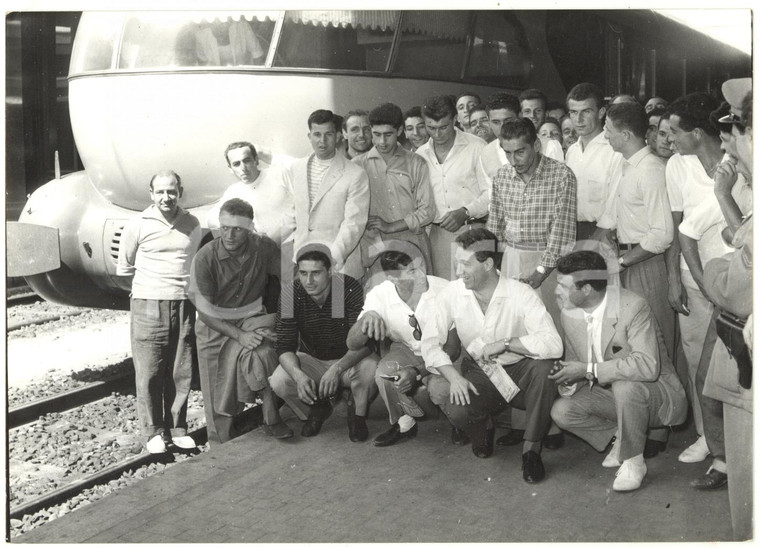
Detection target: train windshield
<box><xmin>70</xmin><ymin>10</ymin><xmax>533</xmax><ymax>87</ymax></box>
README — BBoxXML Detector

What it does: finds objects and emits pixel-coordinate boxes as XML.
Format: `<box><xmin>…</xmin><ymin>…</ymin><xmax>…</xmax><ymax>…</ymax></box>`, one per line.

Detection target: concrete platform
<box><xmin>16</xmin><ymin>409</ymin><xmax>732</xmax><ymax>543</ymax></box>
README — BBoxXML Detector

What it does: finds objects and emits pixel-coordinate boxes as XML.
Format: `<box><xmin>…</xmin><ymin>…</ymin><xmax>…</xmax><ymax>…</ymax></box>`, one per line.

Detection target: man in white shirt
<box><xmin>421</xmin><ymin>228</ymin><xmax>562</xmax><ymax>483</ymax></box>
<box><xmin>550</xmin><ymin>250</ymin><xmax>687</xmax><ymax>492</ymax></box>
<box><xmin>565</xmin><ymin>83</ymin><xmax>622</xmax><ymax>242</ymax></box>
<box><xmin>416</xmin><ymin>95</ymin><xmax>488</xmax><ymax>280</ymax></box>
<box><xmin>346</xmin><ymin>248</ymin><xmax>464</xmax><ymax>446</ymax></box>
<box><xmin>207</xmin><ymin>142</ymin><xmax>295</xmax><ymax>246</ymax></box>
<box><xmin>594</xmin><ymin>102</ymin><xmax>675</xmax><ymax>366</ymax></box>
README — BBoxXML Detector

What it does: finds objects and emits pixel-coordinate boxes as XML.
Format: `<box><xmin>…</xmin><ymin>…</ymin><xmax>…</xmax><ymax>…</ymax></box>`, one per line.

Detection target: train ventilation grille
<box><xmin>109</xmin><ymin>225</ymin><xmax>125</xmax><ymax>263</ymax></box>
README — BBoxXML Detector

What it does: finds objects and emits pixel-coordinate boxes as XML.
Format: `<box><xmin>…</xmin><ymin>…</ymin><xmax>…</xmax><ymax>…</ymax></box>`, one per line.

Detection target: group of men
<box><xmin>116</xmin><ymin>76</ymin><xmax>753</xmax><ymax>539</ymax></box>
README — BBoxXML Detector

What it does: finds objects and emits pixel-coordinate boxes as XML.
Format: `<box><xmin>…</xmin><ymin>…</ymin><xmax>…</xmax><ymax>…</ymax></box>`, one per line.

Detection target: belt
<box><xmin>432</xmin><ymin>216</ymin><xmax>487</xmax><ymax>227</ymax></box>
<box><xmin>504</xmin><ymin>240</ymin><xmax>547</xmax><ymax>251</ymax></box>
<box><xmin>618</xmin><ymin>243</ymin><xmax>637</xmax><ymax>252</ymax></box>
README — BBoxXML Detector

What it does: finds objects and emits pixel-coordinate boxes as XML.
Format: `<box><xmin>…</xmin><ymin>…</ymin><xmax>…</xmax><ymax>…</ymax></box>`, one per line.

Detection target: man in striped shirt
<box><xmin>269</xmin><ymin>244</ymin><xmax>378</xmax><ymax>442</ymax></box>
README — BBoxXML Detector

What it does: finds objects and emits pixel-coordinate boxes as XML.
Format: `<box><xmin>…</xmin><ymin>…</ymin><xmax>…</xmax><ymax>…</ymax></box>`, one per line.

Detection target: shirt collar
<box><xmin>215</xmin><ymin>232</ymin><xmax>257</xmax><ymax>261</ymax></box>
<box><xmin>142</xmin><ymin>204</ymin><xmax>187</xmax><ymax>226</ymax></box>
<box><xmin>625</xmin><ymin>146</ymin><xmax>652</xmax><ymax>167</ymax></box>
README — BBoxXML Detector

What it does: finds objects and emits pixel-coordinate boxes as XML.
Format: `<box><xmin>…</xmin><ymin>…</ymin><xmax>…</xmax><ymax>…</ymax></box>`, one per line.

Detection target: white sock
<box><xmin>397</xmin><ymin>414</ymin><xmax>415</xmax><ymax>433</ymax></box>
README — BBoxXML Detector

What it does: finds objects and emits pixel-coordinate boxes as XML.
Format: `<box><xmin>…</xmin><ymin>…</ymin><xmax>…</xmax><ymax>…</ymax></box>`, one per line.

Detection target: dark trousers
<box><xmin>463</xmin><ymin>356</ymin><xmax>557</xmax><ymax>442</ymax></box>
<box><xmin>130</xmin><ymin>298</ymin><xmax>195</xmax><ymax>439</ymax></box>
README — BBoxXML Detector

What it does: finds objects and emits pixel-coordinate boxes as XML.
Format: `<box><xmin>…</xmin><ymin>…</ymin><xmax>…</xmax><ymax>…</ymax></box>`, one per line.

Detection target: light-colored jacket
<box><xmin>561</xmin><ymin>287</ymin><xmax>688</xmax><ymax>426</ymax></box>
<box><xmin>283</xmin><ymin>153</ymin><xmax>370</xmax><ymax>280</ymax></box>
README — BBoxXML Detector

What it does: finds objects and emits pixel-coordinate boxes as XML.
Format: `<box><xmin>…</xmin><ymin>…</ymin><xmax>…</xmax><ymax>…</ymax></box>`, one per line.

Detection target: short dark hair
<box><xmin>333</xmin><ymin>114</ymin><xmax>344</xmax><ymax>134</ymax></box>
<box><xmin>567</xmin><ymin>83</ymin><xmax>605</xmax><ymax>110</ymax></box>
<box><xmin>710</xmin><ymin>102</ymin><xmax>736</xmax><ymax>135</ymax></box>
<box><xmin>308</xmin><ymin>109</ymin><xmax>338</xmax><ymax>132</ymax></box>
<box><xmin>610</xmin><ymin>94</ymin><xmax>639</xmax><ymax>105</ymax></box>
<box><xmin>540</xmin><ymin>117</ymin><xmax>561</xmax><ymax>132</ymax></box>
<box><xmin>468</xmin><ymin>104</ymin><xmax>488</xmax><ymax>118</ymax></box>
<box><xmin>149</xmin><ymin>170</ymin><xmax>181</xmax><ymax>190</ymax></box>
<box><xmin>647</xmin><ymin>106</ymin><xmax>668</xmax><ymax>122</ymax></box>
<box><xmin>342</xmin><ymin>109</ymin><xmax>370</xmax><ymax>131</ymax></box>
<box><xmin>667</xmin><ymin>92</ymin><xmax>720</xmax><ymax>137</ymax></box>
<box><xmin>380</xmin><ymin>250</ymin><xmax>414</xmax><ymax>273</ymax></box>
<box><xmin>403</xmin><ymin>106</ymin><xmax>423</xmax><ymax>122</ymax></box>
<box><xmin>456</xmin><ymin>91</ymin><xmax>481</xmax><ymax>104</ymax></box>
<box><xmin>500</xmin><ymin>117</ymin><xmax>538</xmax><ymax>142</ymax></box>
<box><xmin>485</xmin><ymin>93</ymin><xmax>520</xmax><ymax>117</ymax></box>
<box><xmin>369</xmin><ymin>103</ymin><xmax>403</xmax><ymax>129</ymax></box>
<box><xmin>224</xmin><ymin>141</ymin><xmax>257</xmax><ymax>167</ymax></box>
<box><xmin>606</xmin><ymin>102</ymin><xmax>648</xmax><ymax>140</ymax></box>
<box><xmin>519</xmin><ymin>88</ymin><xmax>547</xmax><ymax>109</ymax></box>
<box><xmin>556</xmin><ymin>250</ymin><xmax>608</xmax><ymax>291</ymax></box>
<box><xmin>296</xmin><ymin>244</ymin><xmax>332</xmax><ymax>270</ymax></box>
<box><xmin>455</xmin><ymin>228</ymin><xmax>502</xmax><ymax>267</ymax></box>
<box><xmin>422</xmin><ymin>95</ymin><xmax>456</xmax><ymax>121</ymax></box>
<box><xmin>220</xmin><ymin>198</ymin><xmax>253</xmax><ymax>220</ymax></box>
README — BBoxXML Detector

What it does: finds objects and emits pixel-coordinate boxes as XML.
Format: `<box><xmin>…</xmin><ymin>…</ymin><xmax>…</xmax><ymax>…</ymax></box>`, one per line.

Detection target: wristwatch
<box><xmin>617</xmin><ymin>256</ymin><xmax>626</xmax><ymax>269</ymax></box>
<box><xmin>536</xmin><ymin>265</ymin><xmax>547</xmax><ymax>275</ymax></box>
<box><xmin>586</xmin><ymin>362</ymin><xmax>595</xmax><ymax>389</ymax></box>
<box><xmin>504</xmin><ymin>338</ymin><xmax>511</xmax><ymax>353</ymax></box>
<box><xmin>462</xmin><ymin>206</ymin><xmax>471</xmax><ymax>219</ymax></box>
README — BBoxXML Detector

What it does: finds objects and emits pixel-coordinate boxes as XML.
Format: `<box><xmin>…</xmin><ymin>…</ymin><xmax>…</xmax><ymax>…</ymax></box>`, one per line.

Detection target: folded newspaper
<box><xmin>467</xmin><ymin>337</ymin><xmax>521</xmax><ymax>403</ymax></box>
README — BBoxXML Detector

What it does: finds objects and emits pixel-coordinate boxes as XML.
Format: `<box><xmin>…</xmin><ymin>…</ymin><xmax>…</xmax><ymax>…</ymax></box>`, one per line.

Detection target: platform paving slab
<box><xmin>15</xmin><ymin>413</ymin><xmax>733</xmax><ymax>543</ymax></box>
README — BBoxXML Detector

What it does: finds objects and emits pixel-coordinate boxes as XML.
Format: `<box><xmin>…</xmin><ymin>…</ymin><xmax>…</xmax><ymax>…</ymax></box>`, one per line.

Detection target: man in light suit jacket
<box><xmin>283</xmin><ymin>109</ymin><xmax>370</xmax><ymax>281</ymax></box>
<box><xmin>549</xmin><ymin>250</ymin><xmax>687</xmax><ymax>492</ymax></box>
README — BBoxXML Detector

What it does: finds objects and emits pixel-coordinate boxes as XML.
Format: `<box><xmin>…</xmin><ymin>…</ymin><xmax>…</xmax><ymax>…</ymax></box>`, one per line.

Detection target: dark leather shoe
<box><xmin>522</xmin><ymin>450</ymin><xmax>546</xmax><ymax>483</ymax></box>
<box><xmin>451</xmin><ymin>427</ymin><xmax>470</xmax><ymax>446</ymax></box>
<box><xmin>348</xmin><ymin>414</ymin><xmax>369</xmax><ymax>442</ymax></box>
<box><xmin>373</xmin><ymin>422</ymin><xmax>418</xmax><ymax>447</ymax></box>
<box><xmin>471</xmin><ymin>425</ymin><xmax>495</xmax><ymax>458</ymax></box>
<box><xmin>543</xmin><ymin>432</ymin><xmax>565</xmax><ymax>450</ymax></box>
<box><xmin>301</xmin><ymin>401</ymin><xmax>332</xmax><ymax>437</ymax></box>
<box><xmin>643</xmin><ymin>438</ymin><xmax>667</xmax><ymax>459</ymax></box>
<box><xmin>691</xmin><ymin>469</ymin><xmax>728</xmax><ymax>490</ymax></box>
<box><xmin>496</xmin><ymin>428</ymin><xmax>525</xmax><ymax>447</ymax></box>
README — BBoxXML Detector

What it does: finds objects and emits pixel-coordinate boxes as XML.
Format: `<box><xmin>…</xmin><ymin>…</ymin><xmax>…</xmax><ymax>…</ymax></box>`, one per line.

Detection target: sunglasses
<box><xmin>718</xmin><ymin>111</ymin><xmax>743</xmax><ymax>125</ymax></box>
<box><xmin>408</xmin><ymin>314</ymin><xmax>422</xmax><ymax>341</ymax></box>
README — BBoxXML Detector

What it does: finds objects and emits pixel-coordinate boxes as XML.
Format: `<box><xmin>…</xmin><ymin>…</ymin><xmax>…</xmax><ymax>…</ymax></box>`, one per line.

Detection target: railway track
<box><xmin>9</xmin><ymin>376</ymin><xmax>262</xmax><ymax>523</ymax></box>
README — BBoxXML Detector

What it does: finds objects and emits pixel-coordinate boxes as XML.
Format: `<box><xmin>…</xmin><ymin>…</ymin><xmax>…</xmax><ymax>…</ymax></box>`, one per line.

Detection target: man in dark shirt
<box><xmin>269</xmin><ymin>244</ymin><xmax>378</xmax><ymax>441</ymax></box>
<box><xmin>189</xmin><ymin>198</ymin><xmax>288</xmax><ymax>444</ymax></box>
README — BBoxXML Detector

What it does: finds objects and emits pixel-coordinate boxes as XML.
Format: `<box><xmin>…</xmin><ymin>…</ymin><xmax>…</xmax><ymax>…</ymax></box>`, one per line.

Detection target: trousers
<box><xmin>130</xmin><ymin>298</ymin><xmax>195</xmax><ymax>438</ymax></box>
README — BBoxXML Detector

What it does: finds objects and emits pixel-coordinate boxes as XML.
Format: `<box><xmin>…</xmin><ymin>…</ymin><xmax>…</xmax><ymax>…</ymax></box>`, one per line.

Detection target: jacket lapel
<box><xmin>311</xmin><ymin>155</ymin><xmax>344</xmax><ymax>210</ymax></box>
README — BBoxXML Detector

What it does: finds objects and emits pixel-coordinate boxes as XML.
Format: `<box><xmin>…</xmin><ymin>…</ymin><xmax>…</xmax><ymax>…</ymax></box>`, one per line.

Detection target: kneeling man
<box><xmin>550</xmin><ymin>250</ymin><xmax>687</xmax><ymax>491</ymax></box>
<box><xmin>422</xmin><ymin>228</ymin><xmax>562</xmax><ymax>483</ymax></box>
<box><xmin>270</xmin><ymin>245</ymin><xmax>378</xmax><ymax>441</ymax></box>
<box><xmin>190</xmin><ymin>198</ymin><xmax>290</xmax><ymax>443</ymax></box>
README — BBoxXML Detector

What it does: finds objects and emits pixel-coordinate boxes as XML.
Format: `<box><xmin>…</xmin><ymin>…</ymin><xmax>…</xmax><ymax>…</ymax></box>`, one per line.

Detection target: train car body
<box><xmin>8</xmin><ymin>9</ymin><xmax>751</xmax><ymax>309</ymax></box>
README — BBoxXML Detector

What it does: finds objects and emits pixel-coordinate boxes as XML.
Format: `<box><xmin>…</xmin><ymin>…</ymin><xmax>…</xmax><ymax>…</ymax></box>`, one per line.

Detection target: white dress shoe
<box><xmin>146</xmin><ymin>434</ymin><xmax>167</xmax><ymax>454</ymax></box>
<box><xmin>678</xmin><ymin>435</ymin><xmax>710</xmax><ymax>463</ymax></box>
<box><xmin>613</xmin><ymin>455</ymin><xmax>647</xmax><ymax>492</ymax></box>
<box><xmin>171</xmin><ymin>435</ymin><xmax>197</xmax><ymax>449</ymax></box>
<box><xmin>603</xmin><ymin>438</ymin><xmax>622</xmax><ymax>468</ymax></box>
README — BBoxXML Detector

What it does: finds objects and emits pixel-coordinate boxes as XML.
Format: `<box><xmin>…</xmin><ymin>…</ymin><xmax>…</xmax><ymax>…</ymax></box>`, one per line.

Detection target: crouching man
<box><xmin>549</xmin><ymin>250</ymin><xmax>687</xmax><ymax>491</ymax></box>
<box><xmin>269</xmin><ymin>244</ymin><xmax>378</xmax><ymax>441</ymax></box>
<box><xmin>189</xmin><ymin>198</ymin><xmax>290</xmax><ymax>444</ymax></box>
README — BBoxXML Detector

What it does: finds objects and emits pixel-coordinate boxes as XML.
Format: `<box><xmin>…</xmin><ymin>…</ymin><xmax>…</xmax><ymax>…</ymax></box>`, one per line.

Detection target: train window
<box><xmin>467</xmin><ymin>12</ymin><xmax>532</xmax><ymax>87</ymax></box>
<box><xmin>69</xmin><ymin>12</ymin><xmax>123</xmax><ymax>72</ymax></box>
<box><xmin>275</xmin><ymin>11</ymin><xmax>396</xmax><ymax>71</ymax></box>
<box><xmin>392</xmin><ymin>11</ymin><xmax>469</xmax><ymax>81</ymax></box>
<box><xmin>118</xmin><ymin>12</ymin><xmax>276</xmax><ymax>69</ymax></box>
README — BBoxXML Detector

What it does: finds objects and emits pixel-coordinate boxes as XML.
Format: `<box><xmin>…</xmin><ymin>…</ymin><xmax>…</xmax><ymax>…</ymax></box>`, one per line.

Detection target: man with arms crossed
<box><xmin>550</xmin><ymin>250</ymin><xmax>687</xmax><ymax>492</ymax></box>
<box><xmin>422</xmin><ymin>228</ymin><xmax>562</xmax><ymax>483</ymax></box>
<box><xmin>117</xmin><ymin>170</ymin><xmax>202</xmax><ymax>453</ymax></box>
